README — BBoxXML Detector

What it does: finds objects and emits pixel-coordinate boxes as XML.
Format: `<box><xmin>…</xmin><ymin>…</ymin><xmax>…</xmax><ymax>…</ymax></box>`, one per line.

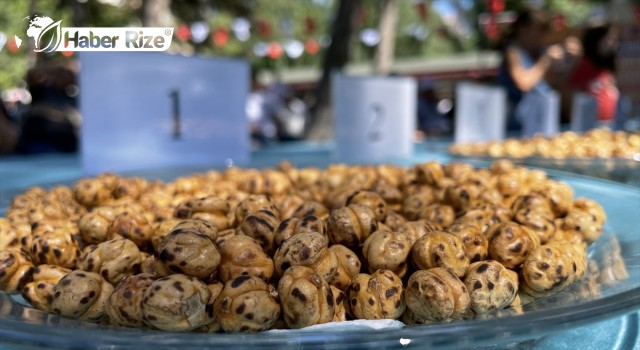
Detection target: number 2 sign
<box><xmin>333</xmin><ymin>74</ymin><xmax>416</xmax><ymax>161</ymax></box>
<box><xmin>79</xmin><ymin>52</ymin><xmax>250</xmax><ymax>175</ymax></box>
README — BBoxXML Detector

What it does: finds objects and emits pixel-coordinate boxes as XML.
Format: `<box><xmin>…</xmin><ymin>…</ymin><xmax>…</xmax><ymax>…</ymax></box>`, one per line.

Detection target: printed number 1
<box><xmin>368</xmin><ymin>104</ymin><xmax>384</xmax><ymax>142</ymax></box>
<box><xmin>169</xmin><ymin>89</ymin><xmax>181</xmax><ymax>140</ymax></box>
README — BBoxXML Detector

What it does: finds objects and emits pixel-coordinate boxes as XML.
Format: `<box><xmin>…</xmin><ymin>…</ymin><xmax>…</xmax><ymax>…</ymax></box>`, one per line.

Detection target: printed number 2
<box><xmin>169</xmin><ymin>89</ymin><xmax>181</xmax><ymax>140</ymax></box>
<box><xmin>368</xmin><ymin>103</ymin><xmax>384</xmax><ymax>142</ymax></box>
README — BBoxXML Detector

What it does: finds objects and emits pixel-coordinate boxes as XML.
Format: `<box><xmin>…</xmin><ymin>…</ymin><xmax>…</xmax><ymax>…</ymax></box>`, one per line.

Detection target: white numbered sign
<box><xmin>454</xmin><ymin>82</ymin><xmax>506</xmax><ymax>143</ymax></box>
<box><xmin>333</xmin><ymin>74</ymin><xmax>416</xmax><ymax>160</ymax></box>
<box><xmin>79</xmin><ymin>52</ymin><xmax>249</xmax><ymax>174</ymax></box>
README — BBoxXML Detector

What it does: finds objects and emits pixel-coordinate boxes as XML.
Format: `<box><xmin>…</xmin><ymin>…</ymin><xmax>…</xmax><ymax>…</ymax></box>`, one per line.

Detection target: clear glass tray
<box><xmin>1</xmin><ymin>166</ymin><xmax>639</xmax><ymax>350</ymax></box>
<box><xmin>450</xmin><ymin>154</ymin><xmax>640</xmax><ymax>186</ymax></box>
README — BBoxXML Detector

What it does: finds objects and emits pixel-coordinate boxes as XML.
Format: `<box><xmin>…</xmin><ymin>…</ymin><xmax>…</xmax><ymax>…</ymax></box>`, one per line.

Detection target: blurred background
<box><xmin>0</xmin><ymin>0</ymin><xmax>638</xmax><ymax>155</ymax></box>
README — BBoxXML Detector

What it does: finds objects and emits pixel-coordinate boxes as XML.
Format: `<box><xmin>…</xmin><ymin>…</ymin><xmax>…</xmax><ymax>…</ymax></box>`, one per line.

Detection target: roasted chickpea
<box><xmin>237</xmin><ymin>209</ymin><xmax>280</xmax><ymax>255</ymax></box>
<box><xmin>73</xmin><ymin>178</ymin><xmax>111</xmax><ymax>208</ymax></box>
<box><xmin>214</xmin><ymin>275</ymin><xmax>280</xmax><ymax>332</ymax></box>
<box><xmin>174</xmin><ymin>196</ymin><xmax>231</xmax><ymax>230</ymax></box>
<box><xmin>21</xmin><ymin>264</ymin><xmax>70</xmax><ymax>312</ymax></box>
<box><xmin>275</xmin><ymin>215</ymin><xmax>325</xmax><ymax>247</ymax></box>
<box><xmin>331</xmin><ymin>285</ymin><xmax>347</xmax><ymax>321</ymax></box>
<box><xmin>108</xmin><ymin>212</ymin><xmax>153</xmax><ymax>250</ymax></box>
<box><xmin>142</xmin><ymin>274</ymin><xmax>214</xmax><ymax>331</ymax></box>
<box><xmin>486</xmin><ymin>222</ymin><xmax>540</xmax><ymax>269</ymax></box>
<box><xmin>404</xmin><ymin>268</ymin><xmax>470</xmax><ymax>323</ymax></box>
<box><xmin>29</xmin><ymin>229</ymin><xmax>79</xmax><ymax>269</ymax></box>
<box><xmin>463</xmin><ymin>261</ymin><xmax>518</xmax><ymax>313</ymax></box>
<box><xmin>347</xmin><ymin>270</ymin><xmax>405</xmax><ymax>320</ymax></box>
<box><xmin>411</xmin><ymin>231</ymin><xmax>469</xmax><ymax>278</ymax></box>
<box><xmin>327</xmin><ymin>244</ymin><xmax>361</xmax><ymax>290</ymax></box>
<box><xmin>327</xmin><ymin>204</ymin><xmax>378</xmax><ymax>247</ymax></box>
<box><xmin>79</xmin><ymin>238</ymin><xmax>142</xmax><ymax>285</ymax></box>
<box><xmin>513</xmin><ymin>208</ymin><xmax>556</xmax><ymax>244</ymax></box>
<box><xmin>520</xmin><ymin>244</ymin><xmax>577</xmax><ymax>298</ymax></box>
<box><xmin>414</xmin><ymin>162</ymin><xmax>444</xmax><ymax>186</ymax></box>
<box><xmin>218</xmin><ymin>235</ymin><xmax>273</xmax><ymax>283</ymax></box>
<box><xmin>278</xmin><ymin>266</ymin><xmax>334</xmax><ymax>328</ymax></box>
<box><xmin>346</xmin><ymin>191</ymin><xmax>387</xmax><ymax>221</ymax></box>
<box><xmin>106</xmin><ymin>273</ymin><xmax>156</xmax><ymax>327</ymax></box>
<box><xmin>291</xmin><ymin>201</ymin><xmax>330</xmax><ymax>220</ymax></box>
<box><xmin>398</xmin><ymin>220</ymin><xmax>441</xmax><ymax>245</ymax></box>
<box><xmin>0</xmin><ymin>249</ymin><xmax>34</xmax><ymax>293</ymax></box>
<box><xmin>273</xmin><ymin>231</ymin><xmax>328</xmax><ymax>277</ymax></box>
<box><xmin>362</xmin><ymin>230</ymin><xmax>411</xmax><ymax>277</ymax></box>
<box><xmin>51</xmin><ymin>270</ymin><xmax>114</xmax><ymax>322</ymax></box>
<box><xmin>157</xmin><ymin>224</ymin><xmax>220</xmax><ymax>280</ymax></box>
<box><xmin>445</xmin><ymin>223</ymin><xmax>488</xmax><ymax>263</ymax></box>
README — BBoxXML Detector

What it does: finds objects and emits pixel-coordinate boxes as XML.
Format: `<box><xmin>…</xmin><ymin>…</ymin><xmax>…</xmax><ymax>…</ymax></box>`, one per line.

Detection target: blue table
<box><xmin>0</xmin><ymin>141</ymin><xmax>638</xmax><ymax>350</ymax></box>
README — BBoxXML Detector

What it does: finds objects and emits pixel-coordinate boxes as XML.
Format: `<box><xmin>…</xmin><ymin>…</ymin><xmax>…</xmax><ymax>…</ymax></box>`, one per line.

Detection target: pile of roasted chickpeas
<box><xmin>450</xmin><ymin>130</ymin><xmax>640</xmax><ymax>159</ymax></box>
<box><xmin>0</xmin><ymin>160</ymin><xmax>606</xmax><ymax>332</ymax></box>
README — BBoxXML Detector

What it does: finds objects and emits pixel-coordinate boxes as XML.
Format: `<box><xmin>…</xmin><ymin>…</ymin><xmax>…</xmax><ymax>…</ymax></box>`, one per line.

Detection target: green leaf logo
<box><xmin>34</xmin><ymin>20</ymin><xmax>62</xmax><ymax>52</ymax></box>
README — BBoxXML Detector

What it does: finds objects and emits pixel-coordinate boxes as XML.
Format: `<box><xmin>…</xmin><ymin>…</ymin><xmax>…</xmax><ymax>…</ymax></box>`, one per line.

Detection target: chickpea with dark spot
<box><xmin>327</xmin><ymin>244</ymin><xmax>361</xmax><ymax>290</ymax></box>
<box><xmin>327</xmin><ymin>204</ymin><xmax>378</xmax><ymax>248</ymax></box>
<box><xmin>411</xmin><ymin>231</ymin><xmax>469</xmax><ymax>278</ymax></box>
<box><xmin>362</xmin><ymin>230</ymin><xmax>411</xmax><ymax>278</ymax></box>
<box><xmin>347</xmin><ymin>269</ymin><xmax>405</xmax><ymax>320</ymax></box>
<box><xmin>463</xmin><ymin>260</ymin><xmax>518</xmax><ymax>313</ymax></box>
<box><xmin>346</xmin><ymin>191</ymin><xmax>388</xmax><ymax>222</ymax></box>
<box><xmin>142</xmin><ymin>274</ymin><xmax>213</xmax><ymax>331</ymax></box>
<box><xmin>485</xmin><ymin>222</ymin><xmax>540</xmax><ymax>269</ymax></box>
<box><xmin>520</xmin><ymin>244</ymin><xmax>577</xmax><ymax>298</ymax></box>
<box><xmin>273</xmin><ymin>231</ymin><xmax>328</xmax><ymax>277</ymax></box>
<box><xmin>218</xmin><ymin>235</ymin><xmax>273</xmax><ymax>283</ymax></box>
<box><xmin>445</xmin><ymin>223</ymin><xmax>488</xmax><ymax>263</ymax></box>
<box><xmin>214</xmin><ymin>275</ymin><xmax>280</xmax><ymax>332</ymax></box>
<box><xmin>22</xmin><ymin>264</ymin><xmax>70</xmax><ymax>312</ymax></box>
<box><xmin>79</xmin><ymin>238</ymin><xmax>142</xmax><ymax>285</ymax></box>
<box><xmin>404</xmin><ymin>268</ymin><xmax>470</xmax><ymax>323</ymax></box>
<box><xmin>278</xmin><ymin>266</ymin><xmax>334</xmax><ymax>328</ymax></box>
<box><xmin>106</xmin><ymin>273</ymin><xmax>155</xmax><ymax>327</ymax></box>
<box><xmin>51</xmin><ymin>270</ymin><xmax>114</xmax><ymax>322</ymax></box>
<box><xmin>275</xmin><ymin>215</ymin><xmax>325</xmax><ymax>247</ymax></box>
<box><xmin>157</xmin><ymin>223</ymin><xmax>221</xmax><ymax>281</ymax></box>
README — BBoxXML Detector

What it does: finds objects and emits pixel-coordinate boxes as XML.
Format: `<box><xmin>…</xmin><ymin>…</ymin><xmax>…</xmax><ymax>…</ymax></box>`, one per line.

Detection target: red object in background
<box><xmin>212</xmin><ymin>28</ymin><xmax>229</xmax><ymax>46</ymax></box>
<box><xmin>176</xmin><ymin>24</ymin><xmax>190</xmax><ymax>41</ymax></box>
<box><xmin>553</xmin><ymin>14</ymin><xmax>566</xmax><ymax>31</ymax></box>
<box><xmin>415</xmin><ymin>1</ymin><xmax>428</xmax><ymax>21</ymax></box>
<box><xmin>486</xmin><ymin>0</ymin><xmax>504</xmax><ymax>13</ymax></box>
<box><xmin>7</xmin><ymin>37</ymin><xmax>19</xmax><ymax>53</ymax></box>
<box><xmin>485</xmin><ymin>15</ymin><xmax>499</xmax><ymax>41</ymax></box>
<box><xmin>267</xmin><ymin>42</ymin><xmax>282</xmax><ymax>59</ymax></box>
<box><xmin>305</xmin><ymin>16</ymin><xmax>316</xmax><ymax>34</ymax></box>
<box><xmin>304</xmin><ymin>39</ymin><xmax>319</xmax><ymax>55</ymax></box>
<box><xmin>60</xmin><ymin>51</ymin><xmax>73</xmax><ymax>57</ymax></box>
<box><xmin>635</xmin><ymin>6</ymin><xmax>640</xmax><ymax>21</ymax></box>
<box><xmin>356</xmin><ymin>6</ymin><xmax>367</xmax><ymax>26</ymax></box>
<box><xmin>256</xmin><ymin>20</ymin><xmax>272</xmax><ymax>39</ymax></box>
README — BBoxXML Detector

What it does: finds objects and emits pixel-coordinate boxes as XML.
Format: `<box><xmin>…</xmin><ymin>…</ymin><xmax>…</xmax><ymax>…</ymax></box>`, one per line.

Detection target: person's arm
<box><xmin>505</xmin><ymin>45</ymin><xmax>563</xmax><ymax>92</ymax></box>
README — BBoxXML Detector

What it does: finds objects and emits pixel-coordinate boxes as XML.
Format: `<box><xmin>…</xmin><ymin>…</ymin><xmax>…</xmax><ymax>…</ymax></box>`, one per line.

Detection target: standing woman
<box><xmin>569</xmin><ymin>25</ymin><xmax>619</xmax><ymax>125</ymax></box>
<box><xmin>498</xmin><ymin>9</ymin><xmax>577</xmax><ymax>131</ymax></box>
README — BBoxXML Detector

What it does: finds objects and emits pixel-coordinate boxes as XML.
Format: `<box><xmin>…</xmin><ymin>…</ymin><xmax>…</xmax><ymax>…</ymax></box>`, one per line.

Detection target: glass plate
<box><xmin>450</xmin><ymin>154</ymin><xmax>640</xmax><ymax>186</ymax></box>
<box><xmin>1</xmin><ymin>165</ymin><xmax>639</xmax><ymax>350</ymax></box>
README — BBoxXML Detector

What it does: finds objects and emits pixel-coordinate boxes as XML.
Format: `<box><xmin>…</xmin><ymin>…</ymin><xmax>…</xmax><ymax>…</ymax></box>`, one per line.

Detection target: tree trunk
<box><xmin>306</xmin><ymin>0</ymin><xmax>360</xmax><ymax>140</ymax></box>
<box><xmin>142</xmin><ymin>0</ymin><xmax>173</xmax><ymax>27</ymax></box>
<box><xmin>373</xmin><ymin>0</ymin><xmax>399</xmax><ymax>75</ymax></box>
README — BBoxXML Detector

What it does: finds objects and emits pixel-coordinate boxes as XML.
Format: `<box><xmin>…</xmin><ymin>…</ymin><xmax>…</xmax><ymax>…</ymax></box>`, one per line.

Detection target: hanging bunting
<box><xmin>485</xmin><ymin>16</ymin><xmax>499</xmax><ymax>41</ymax></box>
<box><xmin>486</xmin><ymin>0</ymin><xmax>504</xmax><ymax>13</ymax></box>
<box><xmin>7</xmin><ymin>36</ymin><xmax>20</xmax><ymax>53</ymax></box>
<box><xmin>305</xmin><ymin>38</ymin><xmax>320</xmax><ymax>54</ymax></box>
<box><xmin>359</xmin><ymin>28</ymin><xmax>380</xmax><ymax>46</ymax></box>
<box><xmin>284</xmin><ymin>39</ymin><xmax>304</xmax><ymax>59</ymax></box>
<box><xmin>267</xmin><ymin>42</ymin><xmax>283</xmax><ymax>59</ymax></box>
<box><xmin>305</xmin><ymin>16</ymin><xmax>316</xmax><ymax>35</ymax></box>
<box><xmin>256</xmin><ymin>20</ymin><xmax>272</xmax><ymax>39</ymax></box>
<box><xmin>415</xmin><ymin>1</ymin><xmax>428</xmax><ymax>21</ymax></box>
<box><xmin>190</xmin><ymin>22</ymin><xmax>210</xmax><ymax>44</ymax></box>
<box><xmin>232</xmin><ymin>18</ymin><xmax>251</xmax><ymax>42</ymax></box>
<box><xmin>212</xmin><ymin>28</ymin><xmax>229</xmax><ymax>46</ymax></box>
<box><xmin>176</xmin><ymin>24</ymin><xmax>191</xmax><ymax>41</ymax></box>
<box><xmin>61</xmin><ymin>51</ymin><xmax>73</xmax><ymax>57</ymax></box>
<box><xmin>253</xmin><ymin>42</ymin><xmax>268</xmax><ymax>57</ymax></box>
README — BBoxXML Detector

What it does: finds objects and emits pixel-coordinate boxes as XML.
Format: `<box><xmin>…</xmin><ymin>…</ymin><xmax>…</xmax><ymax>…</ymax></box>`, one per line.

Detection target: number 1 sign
<box><xmin>333</xmin><ymin>74</ymin><xmax>416</xmax><ymax>161</ymax></box>
<box><xmin>79</xmin><ymin>52</ymin><xmax>249</xmax><ymax>175</ymax></box>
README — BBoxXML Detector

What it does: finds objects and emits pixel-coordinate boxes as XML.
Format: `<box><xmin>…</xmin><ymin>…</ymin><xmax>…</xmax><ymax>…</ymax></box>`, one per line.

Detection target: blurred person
<box><xmin>273</xmin><ymin>88</ymin><xmax>308</xmax><ymax>141</ymax></box>
<box><xmin>0</xmin><ymin>97</ymin><xmax>19</xmax><ymax>154</ymax></box>
<box><xmin>17</xmin><ymin>61</ymin><xmax>80</xmax><ymax>153</ymax></box>
<box><xmin>498</xmin><ymin>8</ymin><xmax>579</xmax><ymax>130</ymax></box>
<box><xmin>416</xmin><ymin>79</ymin><xmax>450</xmax><ymax>137</ymax></box>
<box><xmin>569</xmin><ymin>24</ymin><xmax>619</xmax><ymax>123</ymax></box>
